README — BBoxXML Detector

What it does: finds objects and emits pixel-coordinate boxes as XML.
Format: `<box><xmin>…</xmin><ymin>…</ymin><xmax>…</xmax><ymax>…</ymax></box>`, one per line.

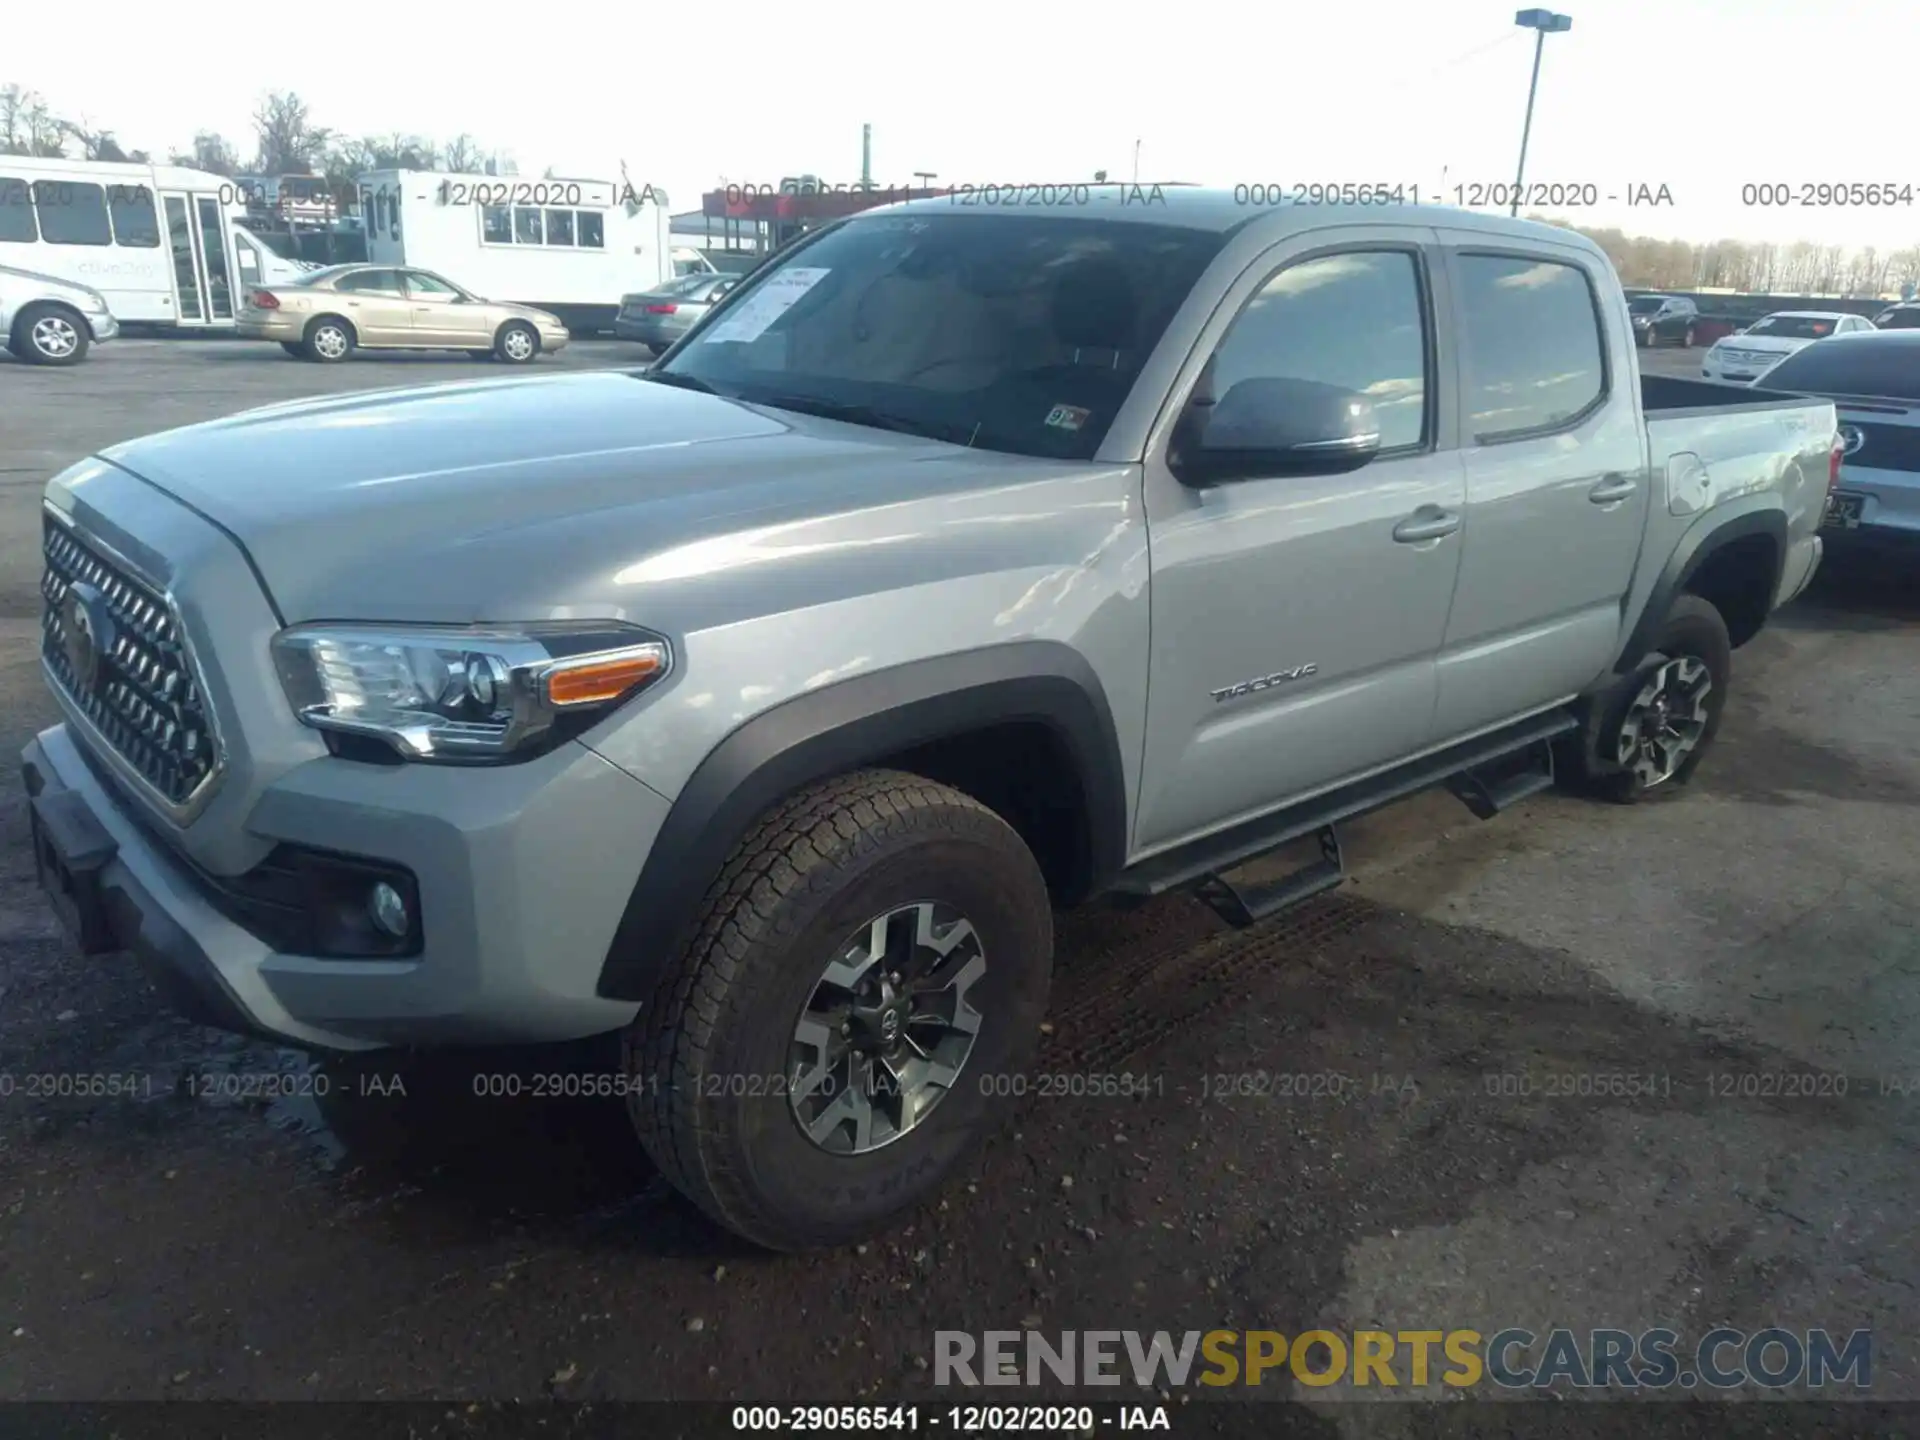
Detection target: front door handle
<box><xmin>1589</xmin><ymin>474</ymin><xmax>1638</xmax><ymax>504</ymax></box>
<box><xmin>1392</xmin><ymin>507</ymin><xmax>1462</xmax><ymax>544</ymax></box>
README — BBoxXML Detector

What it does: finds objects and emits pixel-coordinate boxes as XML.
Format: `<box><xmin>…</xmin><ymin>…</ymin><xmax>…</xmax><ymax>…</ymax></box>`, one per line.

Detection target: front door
<box><xmin>1427</xmin><ymin>235</ymin><xmax>1649</xmax><ymax>741</ymax></box>
<box><xmin>160</xmin><ymin>193</ymin><xmax>212</xmax><ymax>325</ymax></box>
<box><xmin>1133</xmin><ymin>229</ymin><xmax>1468</xmax><ymax>856</ymax></box>
<box><xmin>402</xmin><ymin>270</ymin><xmax>492</xmax><ymax>347</ymax></box>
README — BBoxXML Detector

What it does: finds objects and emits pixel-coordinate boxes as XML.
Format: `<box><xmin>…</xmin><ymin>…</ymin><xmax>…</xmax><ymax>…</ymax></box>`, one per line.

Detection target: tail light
<box><xmin>251</xmin><ymin>290</ymin><xmax>281</xmax><ymax>310</ymax></box>
<box><xmin>1829</xmin><ymin>432</ymin><xmax>1845</xmax><ymax>493</ymax></box>
<box><xmin>644</xmin><ymin>303</ymin><xmax>678</xmax><ymax>314</ymax></box>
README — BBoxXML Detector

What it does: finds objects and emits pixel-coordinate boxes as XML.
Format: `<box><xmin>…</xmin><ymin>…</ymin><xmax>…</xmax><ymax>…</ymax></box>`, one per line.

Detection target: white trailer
<box><xmin>359</xmin><ymin>170</ymin><xmax>686</xmax><ymax>332</ymax></box>
<box><xmin>0</xmin><ymin>155</ymin><xmax>308</xmax><ymax>329</ymax></box>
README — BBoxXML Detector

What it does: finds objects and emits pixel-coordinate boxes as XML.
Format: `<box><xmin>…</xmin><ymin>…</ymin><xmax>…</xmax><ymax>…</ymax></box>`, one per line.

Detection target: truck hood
<box><xmin>97</xmin><ymin>370</ymin><xmax>1036</xmax><ymax>623</ymax></box>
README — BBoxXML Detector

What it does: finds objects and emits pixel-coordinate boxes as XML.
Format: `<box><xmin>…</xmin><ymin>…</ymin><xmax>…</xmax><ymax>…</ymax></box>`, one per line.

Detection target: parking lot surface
<box><xmin>1</xmin><ymin>337</ymin><xmax>1915</xmax><ymax>1425</ymax></box>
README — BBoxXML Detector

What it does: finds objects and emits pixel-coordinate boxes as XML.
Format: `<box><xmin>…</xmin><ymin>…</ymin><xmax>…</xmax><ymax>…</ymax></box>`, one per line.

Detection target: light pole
<box><xmin>1511</xmin><ymin>9</ymin><xmax>1572</xmax><ymax>216</ymax></box>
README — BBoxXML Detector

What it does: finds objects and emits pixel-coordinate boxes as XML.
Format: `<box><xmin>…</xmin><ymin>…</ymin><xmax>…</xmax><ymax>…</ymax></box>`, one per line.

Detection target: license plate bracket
<box><xmin>1825</xmin><ymin>492</ymin><xmax>1866</xmax><ymax>530</ymax></box>
<box><xmin>29</xmin><ymin>788</ymin><xmax>120</xmax><ymax>955</ymax></box>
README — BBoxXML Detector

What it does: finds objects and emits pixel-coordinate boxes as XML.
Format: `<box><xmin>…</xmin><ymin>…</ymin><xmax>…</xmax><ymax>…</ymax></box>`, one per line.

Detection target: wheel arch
<box><xmin>13</xmin><ymin>299</ymin><xmax>87</xmax><ymax>349</ymax></box>
<box><xmin>304</xmin><ymin>312</ymin><xmax>356</xmax><ymax>344</ymax></box>
<box><xmin>1616</xmin><ymin>506</ymin><xmax>1787</xmax><ymax>673</ymax></box>
<box><xmin>594</xmin><ymin>642</ymin><xmax>1129</xmax><ymax>1002</ymax></box>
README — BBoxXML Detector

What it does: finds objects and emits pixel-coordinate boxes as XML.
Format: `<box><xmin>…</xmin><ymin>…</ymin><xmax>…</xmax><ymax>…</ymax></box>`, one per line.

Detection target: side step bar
<box><xmin>1114</xmin><ymin>709</ymin><xmax>1579</xmax><ymax>926</ymax></box>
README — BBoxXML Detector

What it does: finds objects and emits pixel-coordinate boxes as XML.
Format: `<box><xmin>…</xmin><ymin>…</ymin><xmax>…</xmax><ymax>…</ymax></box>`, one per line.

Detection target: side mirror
<box><xmin>1174</xmin><ymin>377</ymin><xmax>1382</xmax><ymax>486</ymax></box>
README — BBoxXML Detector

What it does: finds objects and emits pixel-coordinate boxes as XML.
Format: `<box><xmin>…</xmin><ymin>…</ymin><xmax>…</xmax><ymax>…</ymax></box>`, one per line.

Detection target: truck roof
<box><xmin>875</xmin><ymin>186</ymin><xmax>1609</xmax><ymax>255</ymax></box>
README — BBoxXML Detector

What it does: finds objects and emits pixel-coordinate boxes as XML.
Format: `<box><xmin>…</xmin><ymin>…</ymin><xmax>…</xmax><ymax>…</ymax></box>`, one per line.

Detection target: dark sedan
<box><xmin>614</xmin><ymin>273</ymin><xmax>739</xmax><ymax>355</ymax></box>
<box><xmin>1627</xmin><ymin>294</ymin><xmax>1700</xmax><ymax>348</ymax></box>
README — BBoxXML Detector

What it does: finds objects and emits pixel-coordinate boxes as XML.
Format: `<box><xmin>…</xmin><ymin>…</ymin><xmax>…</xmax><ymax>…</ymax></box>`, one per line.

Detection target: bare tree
<box><xmin>0</xmin><ymin>83</ymin><xmax>69</xmax><ymax>156</ymax></box>
<box><xmin>169</xmin><ymin>131</ymin><xmax>242</xmax><ymax>176</ymax></box>
<box><xmin>441</xmin><ymin>134</ymin><xmax>484</xmax><ymax>173</ymax></box>
<box><xmin>252</xmin><ymin>91</ymin><xmax>332</xmax><ymax>173</ymax></box>
<box><xmin>57</xmin><ymin>120</ymin><xmax>133</xmax><ymax>162</ymax></box>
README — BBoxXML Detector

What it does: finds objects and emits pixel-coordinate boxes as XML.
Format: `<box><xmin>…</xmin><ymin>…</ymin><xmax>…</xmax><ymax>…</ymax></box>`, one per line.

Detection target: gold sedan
<box><xmin>237</xmin><ymin>264</ymin><xmax>570</xmax><ymax>364</ymax></box>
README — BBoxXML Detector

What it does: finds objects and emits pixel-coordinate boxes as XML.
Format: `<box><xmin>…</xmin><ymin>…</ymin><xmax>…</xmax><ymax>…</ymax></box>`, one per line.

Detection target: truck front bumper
<box><xmin>23</xmin><ymin>722</ymin><xmax>668</xmax><ymax>1052</ymax></box>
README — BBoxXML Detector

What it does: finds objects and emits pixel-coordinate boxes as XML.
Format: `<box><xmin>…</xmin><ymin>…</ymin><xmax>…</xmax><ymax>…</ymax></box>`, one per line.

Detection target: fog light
<box><xmin>368</xmin><ymin>881</ymin><xmax>410</xmax><ymax>938</ymax></box>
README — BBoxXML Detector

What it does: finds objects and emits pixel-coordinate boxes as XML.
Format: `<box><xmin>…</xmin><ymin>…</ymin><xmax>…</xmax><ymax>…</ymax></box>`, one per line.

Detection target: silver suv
<box><xmin>1</xmin><ymin>263</ymin><xmax>119</xmax><ymax>365</ymax></box>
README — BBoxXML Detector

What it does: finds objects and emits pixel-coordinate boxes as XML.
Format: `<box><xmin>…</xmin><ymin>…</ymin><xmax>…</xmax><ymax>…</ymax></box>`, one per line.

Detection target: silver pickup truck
<box><xmin>25</xmin><ymin>193</ymin><xmax>1835</xmax><ymax>1250</ymax></box>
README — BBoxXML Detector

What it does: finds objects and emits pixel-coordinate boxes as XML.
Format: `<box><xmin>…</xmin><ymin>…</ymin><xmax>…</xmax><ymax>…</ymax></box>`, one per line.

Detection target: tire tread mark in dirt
<box><xmin>1047</xmin><ymin>892</ymin><xmax>1377</xmax><ymax>1074</ymax></box>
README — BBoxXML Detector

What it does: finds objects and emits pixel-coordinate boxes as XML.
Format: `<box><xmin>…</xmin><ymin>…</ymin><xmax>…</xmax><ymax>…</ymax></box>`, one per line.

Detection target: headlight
<box><xmin>271</xmin><ymin>621</ymin><xmax>670</xmax><ymax>763</ymax></box>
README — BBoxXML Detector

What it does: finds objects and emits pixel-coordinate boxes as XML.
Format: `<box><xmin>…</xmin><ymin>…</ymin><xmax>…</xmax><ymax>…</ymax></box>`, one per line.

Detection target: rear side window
<box><xmin>1455</xmin><ymin>253</ymin><xmax>1606</xmax><ymax>441</ymax></box>
<box><xmin>0</xmin><ymin>176</ymin><xmax>36</xmax><ymax>242</ymax></box>
<box><xmin>1208</xmin><ymin>249</ymin><xmax>1431</xmax><ymax>450</ymax></box>
<box><xmin>1762</xmin><ymin>341</ymin><xmax>1920</xmax><ymax>401</ymax></box>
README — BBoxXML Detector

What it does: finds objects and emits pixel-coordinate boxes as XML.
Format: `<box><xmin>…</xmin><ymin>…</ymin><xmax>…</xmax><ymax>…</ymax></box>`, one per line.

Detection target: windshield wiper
<box><xmin>749</xmin><ymin>393</ymin><xmax>976</xmax><ymax>446</ymax></box>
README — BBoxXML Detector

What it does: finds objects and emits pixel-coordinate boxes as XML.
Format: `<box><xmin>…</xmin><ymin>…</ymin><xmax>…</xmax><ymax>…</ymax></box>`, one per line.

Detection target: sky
<box><xmin>11</xmin><ymin>0</ymin><xmax>1920</xmax><ymax>253</ymax></box>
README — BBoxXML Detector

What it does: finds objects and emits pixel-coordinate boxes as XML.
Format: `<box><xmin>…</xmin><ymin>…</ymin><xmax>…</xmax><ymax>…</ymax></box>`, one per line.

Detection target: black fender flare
<box><xmin>1614</xmin><ymin>506</ymin><xmax>1787</xmax><ymax>676</ymax></box>
<box><xmin>595</xmin><ymin>641</ymin><xmax>1129</xmax><ymax>1003</ymax></box>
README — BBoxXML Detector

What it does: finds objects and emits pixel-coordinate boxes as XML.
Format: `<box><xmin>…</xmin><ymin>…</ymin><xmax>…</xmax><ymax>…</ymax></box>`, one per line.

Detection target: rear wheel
<box><xmin>625</xmin><ymin>769</ymin><xmax>1053</xmax><ymax>1251</ymax></box>
<box><xmin>12</xmin><ymin>303</ymin><xmax>88</xmax><ymax>365</ymax></box>
<box><xmin>1560</xmin><ymin>594</ymin><xmax>1732</xmax><ymax>803</ymax></box>
<box><xmin>1683</xmin><ymin>324</ymin><xmax>1697</xmax><ymax>348</ymax></box>
<box><xmin>302</xmin><ymin>316</ymin><xmax>354</xmax><ymax>363</ymax></box>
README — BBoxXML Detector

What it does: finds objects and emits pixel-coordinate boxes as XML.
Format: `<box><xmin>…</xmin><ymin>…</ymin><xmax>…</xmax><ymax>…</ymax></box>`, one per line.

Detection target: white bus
<box><xmin>359</xmin><ymin>169</ymin><xmax>704</xmax><ymax>332</ymax></box>
<box><xmin>0</xmin><ymin>155</ymin><xmax>308</xmax><ymax>329</ymax></box>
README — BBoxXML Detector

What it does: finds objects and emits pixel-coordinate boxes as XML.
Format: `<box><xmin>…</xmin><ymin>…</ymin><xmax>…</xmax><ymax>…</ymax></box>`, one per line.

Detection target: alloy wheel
<box><xmin>787</xmin><ymin>901</ymin><xmax>986</xmax><ymax>1156</ymax></box>
<box><xmin>1615</xmin><ymin>656</ymin><xmax>1712</xmax><ymax>788</ymax></box>
<box><xmin>32</xmin><ymin>315</ymin><xmax>79</xmax><ymax>359</ymax></box>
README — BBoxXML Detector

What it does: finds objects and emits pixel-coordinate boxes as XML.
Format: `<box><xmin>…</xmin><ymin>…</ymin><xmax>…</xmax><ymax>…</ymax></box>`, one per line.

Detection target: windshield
<box><xmin>654</xmin><ymin>212</ymin><xmax>1228</xmax><ymax>459</ymax></box>
<box><xmin>1628</xmin><ymin>297</ymin><xmax>1667</xmax><ymax>314</ymax></box>
<box><xmin>1747</xmin><ymin>315</ymin><xmax>1836</xmax><ymax>339</ymax></box>
<box><xmin>1762</xmin><ymin>339</ymin><xmax>1920</xmax><ymax>401</ymax></box>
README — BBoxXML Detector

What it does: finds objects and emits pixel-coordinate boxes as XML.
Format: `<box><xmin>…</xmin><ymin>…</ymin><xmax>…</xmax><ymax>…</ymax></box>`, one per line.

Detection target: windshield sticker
<box><xmin>700</xmin><ymin>267</ymin><xmax>831</xmax><ymax>344</ymax></box>
<box><xmin>1045</xmin><ymin>404</ymin><xmax>1092</xmax><ymax>432</ymax></box>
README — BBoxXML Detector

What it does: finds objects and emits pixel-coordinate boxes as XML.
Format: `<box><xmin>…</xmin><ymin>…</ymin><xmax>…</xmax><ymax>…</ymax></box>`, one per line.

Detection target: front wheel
<box><xmin>1560</xmin><ymin>594</ymin><xmax>1732</xmax><ymax>803</ymax></box>
<box><xmin>13</xmin><ymin>304</ymin><xmax>89</xmax><ymax>365</ymax></box>
<box><xmin>625</xmin><ymin>769</ymin><xmax>1053</xmax><ymax>1251</ymax></box>
<box><xmin>494</xmin><ymin>320</ymin><xmax>539</xmax><ymax>364</ymax></box>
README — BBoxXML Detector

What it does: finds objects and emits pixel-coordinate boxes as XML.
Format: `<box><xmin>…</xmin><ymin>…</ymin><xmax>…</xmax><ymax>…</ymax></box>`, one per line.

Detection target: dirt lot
<box><xmin>1</xmin><ymin>337</ymin><xmax>1915</xmax><ymax>1431</ymax></box>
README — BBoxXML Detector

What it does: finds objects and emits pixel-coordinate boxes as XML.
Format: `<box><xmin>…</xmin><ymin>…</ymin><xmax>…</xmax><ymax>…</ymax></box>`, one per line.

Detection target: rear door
<box><xmin>1133</xmin><ymin>227</ymin><xmax>1468</xmax><ymax>854</ymax></box>
<box><xmin>331</xmin><ymin>268</ymin><xmax>412</xmax><ymax>344</ymax></box>
<box><xmin>1428</xmin><ymin>235</ymin><xmax>1648</xmax><ymax>740</ymax></box>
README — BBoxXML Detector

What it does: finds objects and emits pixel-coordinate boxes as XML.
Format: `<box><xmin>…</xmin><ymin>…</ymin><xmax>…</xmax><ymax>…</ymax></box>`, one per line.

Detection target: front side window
<box><xmin>1206</xmin><ymin>249</ymin><xmax>1431</xmax><ymax>452</ymax></box>
<box><xmin>404</xmin><ymin>271</ymin><xmax>460</xmax><ymax>296</ymax></box>
<box><xmin>108</xmin><ymin>186</ymin><xmax>161</xmax><ymax>247</ymax></box>
<box><xmin>656</xmin><ymin>212</ymin><xmax>1226</xmax><ymax>460</ymax></box>
<box><xmin>1455</xmin><ymin>253</ymin><xmax>1606</xmax><ymax>441</ymax></box>
<box><xmin>35</xmin><ymin>181</ymin><xmax>111</xmax><ymax>245</ymax></box>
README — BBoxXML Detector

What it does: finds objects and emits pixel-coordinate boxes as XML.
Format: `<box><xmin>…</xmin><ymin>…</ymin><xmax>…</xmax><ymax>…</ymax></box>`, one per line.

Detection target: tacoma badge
<box><xmin>1211</xmin><ymin>664</ymin><xmax>1318</xmax><ymax>703</ymax></box>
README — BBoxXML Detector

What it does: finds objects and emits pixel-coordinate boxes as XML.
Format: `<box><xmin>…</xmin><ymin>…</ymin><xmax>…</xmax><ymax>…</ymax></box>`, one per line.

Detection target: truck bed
<box><xmin>1640</xmin><ymin>373</ymin><xmax>1822</xmax><ymax>415</ymax></box>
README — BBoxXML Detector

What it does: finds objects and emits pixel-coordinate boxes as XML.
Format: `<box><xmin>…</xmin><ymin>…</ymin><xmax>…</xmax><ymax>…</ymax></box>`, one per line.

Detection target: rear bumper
<box><xmin>1828</xmin><ymin>462</ymin><xmax>1920</xmax><ymax>545</ymax></box>
<box><xmin>613</xmin><ymin>317</ymin><xmax>683</xmax><ymax>347</ymax></box>
<box><xmin>237</xmin><ymin>315</ymin><xmax>304</xmax><ymax>342</ymax></box>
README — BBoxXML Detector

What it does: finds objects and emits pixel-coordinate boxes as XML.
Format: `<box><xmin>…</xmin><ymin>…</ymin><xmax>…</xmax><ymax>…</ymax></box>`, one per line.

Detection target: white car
<box><xmin>1701</xmin><ymin>310</ymin><xmax>1875</xmax><ymax>384</ymax></box>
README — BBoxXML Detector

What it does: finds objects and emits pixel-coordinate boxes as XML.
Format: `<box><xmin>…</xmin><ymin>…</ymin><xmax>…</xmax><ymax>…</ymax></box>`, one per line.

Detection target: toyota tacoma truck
<box><xmin>25</xmin><ymin>192</ymin><xmax>1835</xmax><ymax>1250</ymax></box>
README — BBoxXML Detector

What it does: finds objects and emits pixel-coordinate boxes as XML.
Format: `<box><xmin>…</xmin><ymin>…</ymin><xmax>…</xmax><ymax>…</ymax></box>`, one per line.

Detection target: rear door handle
<box><xmin>1589</xmin><ymin>474</ymin><xmax>1638</xmax><ymax>504</ymax></box>
<box><xmin>1392</xmin><ymin>507</ymin><xmax>1462</xmax><ymax>544</ymax></box>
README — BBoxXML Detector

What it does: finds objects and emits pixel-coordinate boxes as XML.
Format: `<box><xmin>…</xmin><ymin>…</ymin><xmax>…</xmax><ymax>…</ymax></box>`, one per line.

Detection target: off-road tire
<box><xmin>624</xmin><ymin>768</ymin><xmax>1053</xmax><ymax>1251</ymax></box>
<box><xmin>1559</xmin><ymin>593</ymin><xmax>1733</xmax><ymax>804</ymax></box>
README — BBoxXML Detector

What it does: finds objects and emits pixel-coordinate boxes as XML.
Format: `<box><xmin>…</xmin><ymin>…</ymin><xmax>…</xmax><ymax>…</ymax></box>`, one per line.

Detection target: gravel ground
<box><xmin>0</xmin><ymin>336</ymin><xmax>1913</xmax><ymax>1433</ymax></box>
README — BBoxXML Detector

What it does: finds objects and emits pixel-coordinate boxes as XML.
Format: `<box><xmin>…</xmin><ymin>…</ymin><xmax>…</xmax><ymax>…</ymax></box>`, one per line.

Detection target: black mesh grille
<box><xmin>41</xmin><ymin>516</ymin><xmax>218</xmax><ymax>808</ymax></box>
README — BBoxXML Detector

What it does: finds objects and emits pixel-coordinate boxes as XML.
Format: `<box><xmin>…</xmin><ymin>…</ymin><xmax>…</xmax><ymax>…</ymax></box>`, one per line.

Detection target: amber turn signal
<box><xmin>544</xmin><ymin>646</ymin><xmax>668</xmax><ymax>707</ymax></box>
